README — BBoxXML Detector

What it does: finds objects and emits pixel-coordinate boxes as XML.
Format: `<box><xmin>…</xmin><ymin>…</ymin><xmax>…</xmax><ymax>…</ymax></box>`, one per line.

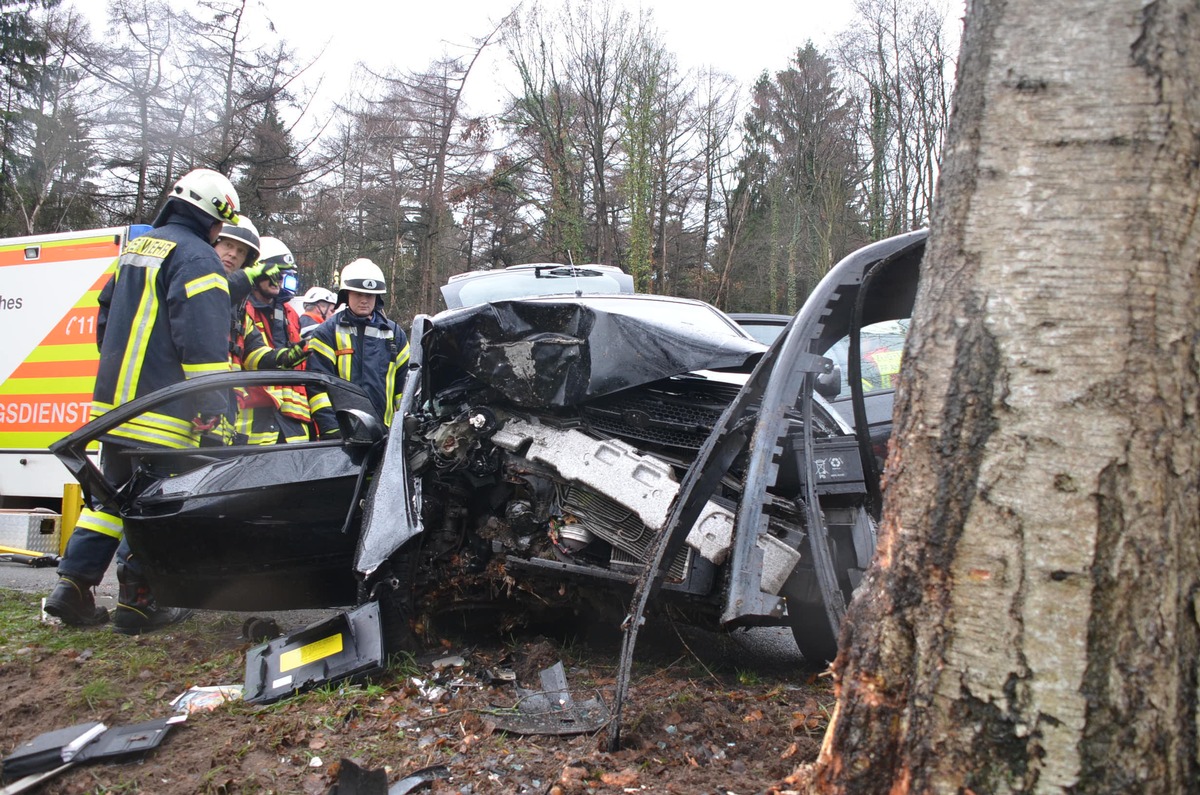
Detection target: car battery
<box><xmin>791</xmin><ymin>436</ymin><xmax>866</xmax><ymax>495</ymax></box>
<box><xmin>0</xmin><ymin>509</ymin><xmax>61</xmax><ymax>554</ymax></box>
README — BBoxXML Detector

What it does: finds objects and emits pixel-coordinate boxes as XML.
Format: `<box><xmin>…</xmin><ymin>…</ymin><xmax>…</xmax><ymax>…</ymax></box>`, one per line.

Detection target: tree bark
<box><xmin>813</xmin><ymin>0</ymin><xmax>1200</xmax><ymax>792</ymax></box>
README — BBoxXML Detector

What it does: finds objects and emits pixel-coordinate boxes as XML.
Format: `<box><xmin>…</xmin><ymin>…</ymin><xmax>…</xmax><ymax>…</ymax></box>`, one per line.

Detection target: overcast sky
<box><xmin>80</xmin><ymin>0</ymin><xmax>861</xmax><ymax>116</ymax></box>
<box><xmin>272</xmin><ymin>0</ymin><xmax>858</xmax><ymax>85</ymax></box>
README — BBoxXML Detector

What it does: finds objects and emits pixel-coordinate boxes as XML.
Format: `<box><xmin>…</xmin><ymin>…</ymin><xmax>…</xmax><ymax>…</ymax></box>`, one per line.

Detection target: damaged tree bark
<box><xmin>811</xmin><ymin>0</ymin><xmax>1200</xmax><ymax>792</ymax></box>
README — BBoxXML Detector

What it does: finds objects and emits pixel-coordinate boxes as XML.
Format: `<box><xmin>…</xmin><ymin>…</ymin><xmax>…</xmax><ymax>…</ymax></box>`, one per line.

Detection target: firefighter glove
<box><xmin>243</xmin><ymin>258</ymin><xmax>296</xmax><ymax>283</ymax></box>
<box><xmin>192</xmin><ymin>414</ymin><xmax>236</xmax><ymax>445</ymax></box>
<box><xmin>277</xmin><ymin>342</ymin><xmax>310</xmax><ymax>369</ymax></box>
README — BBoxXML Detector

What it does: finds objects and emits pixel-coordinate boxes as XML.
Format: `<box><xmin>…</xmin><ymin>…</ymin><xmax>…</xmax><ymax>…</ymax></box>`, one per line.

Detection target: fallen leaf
<box><xmin>600</xmin><ymin>768</ymin><xmax>639</xmax><ymax>787</ymax></box>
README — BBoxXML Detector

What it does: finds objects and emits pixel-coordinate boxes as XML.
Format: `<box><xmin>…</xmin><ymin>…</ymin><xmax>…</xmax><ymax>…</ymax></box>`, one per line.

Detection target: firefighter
<box><xmin>216</xmin><ymin>216</ymin><xmax>262</xmax><ymax>374</ymax></box>
<box><xmin>297</xmin><ymin>286</ymin><xmax>338</xmax><ymax>337</ymax></box>
<box><xmin>217</xmin><ymin>217</ymin><xmax>302</xmax><ymax>342</ymax></box>
<box><xmin>306</xmin><ymin>258</ymin><xmax>409</xmax><ymax>438</ymax></box>
<box><xmin>235</xmin><ymin>236</ymin><xmax>311</xmax><ymax>444</ymax></box>
<box><xmin>44</xmin><ymin>167</ymin><xmax>239</xmax><ymax>634</ymax></box>
<box><xmin>215</xmin><ymin>215</ymin><xmax>259</xmax><ymax>276</ymax></box>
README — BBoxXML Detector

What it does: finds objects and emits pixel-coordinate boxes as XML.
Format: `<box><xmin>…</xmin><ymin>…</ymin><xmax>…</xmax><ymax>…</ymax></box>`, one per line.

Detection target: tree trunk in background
<box><xmin>812</xmin><ymin>0</ymin><xmax>1200</xmax><ymax>792</ymax></box>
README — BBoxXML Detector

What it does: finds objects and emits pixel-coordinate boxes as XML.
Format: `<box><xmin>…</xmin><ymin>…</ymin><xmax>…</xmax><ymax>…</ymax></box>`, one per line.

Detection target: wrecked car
<box><xmin>51</xmin><ymin>230</ymin><xmax>925</xmax><ymax>667</ymax></box>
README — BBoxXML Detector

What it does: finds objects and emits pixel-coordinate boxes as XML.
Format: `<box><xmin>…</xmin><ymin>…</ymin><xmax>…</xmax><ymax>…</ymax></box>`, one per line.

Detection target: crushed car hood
<box><xmin>423</xmin><ymin>296</ymin><xmax>765</xmax><ymax>407</ymax></box>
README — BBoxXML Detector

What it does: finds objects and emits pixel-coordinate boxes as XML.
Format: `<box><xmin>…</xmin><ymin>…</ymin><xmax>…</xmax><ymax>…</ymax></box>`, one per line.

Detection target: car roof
<box><xmin>727</xmin><ymin>313</ymin><xmax>792</xmax><ymax>324</ymax></box>
<box><xmin>441</xmin><ymin>263</ymin><xmax>635</xmax><ymax>309</ymax></box>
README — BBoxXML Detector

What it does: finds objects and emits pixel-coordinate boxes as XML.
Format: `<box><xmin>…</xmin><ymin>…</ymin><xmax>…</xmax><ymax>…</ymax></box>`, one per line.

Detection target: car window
<box><xmin>824</xmin><ymin>319</ymin><xmax>909</xmax><ymax>398</ymax></box>
<box><xmin>739</xmin><ymin>322</ymin><xmax>787</xmax><ymax>345</ymax></box>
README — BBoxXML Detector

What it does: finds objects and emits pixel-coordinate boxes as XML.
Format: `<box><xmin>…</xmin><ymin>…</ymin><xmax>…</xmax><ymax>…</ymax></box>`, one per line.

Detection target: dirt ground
<box><xmin>0</xmin><ymin>589</ymin><xmax>829</xmax><ymax>794</ymax></box>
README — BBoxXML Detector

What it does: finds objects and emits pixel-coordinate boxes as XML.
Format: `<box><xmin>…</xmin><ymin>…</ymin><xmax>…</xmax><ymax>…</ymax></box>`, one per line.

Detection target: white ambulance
<box><xmin>0</xmin><ymin>225</ymin><xmax>150</xmax><ymax>553</ymax></box>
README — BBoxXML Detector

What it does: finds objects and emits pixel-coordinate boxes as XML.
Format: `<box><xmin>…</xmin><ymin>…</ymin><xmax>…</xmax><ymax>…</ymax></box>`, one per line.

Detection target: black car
<box><xmin>728</xmin><ymin>313</ymin><xmax>792</xmax><ymax>345</ymax></box>
<box><xmin>52</xmin><ymin>232</ymin><xmax>925</xmax><ymax>669</ymax></box>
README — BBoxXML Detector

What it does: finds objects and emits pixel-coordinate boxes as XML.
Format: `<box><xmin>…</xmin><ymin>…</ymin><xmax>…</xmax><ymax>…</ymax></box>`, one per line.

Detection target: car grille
<box><xmin>580</xmin><ymin>380</ymin><xmax>742</xmax><ymax>451</ymax></box>
<box><xmin>562</xmin><ymin>485</ymin><xmax>690</xmax><ymax>580</ymax></box>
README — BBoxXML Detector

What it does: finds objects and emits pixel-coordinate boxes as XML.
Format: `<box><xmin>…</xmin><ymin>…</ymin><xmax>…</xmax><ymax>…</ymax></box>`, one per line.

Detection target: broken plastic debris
<box><xmin>409</xmin><ymin>676</ymin><xmax>448</xmax><ymax>703</ymax></box>
<box><xmin>485</xmin><ymin>662</ymin><xmax>610</xmax><ymax>736</ymax></box>
<box><xmin>391</xmin><ymin>764</ymin><xmax>450</xmax><ymax>794</ymax></box>
<box><xmin>430</xmin><ymin>654</ymin><xmax>465</xmax><ymax>670</ymax></box>
<box><xmin>170</xmin><ymin>685</ymin><xmax>243</xmax><ymax>714</ymax></box>
<box><xmin>487</xmin><ymin>667</ymin><xmax>517</xmax><ymax>684</ymax></box>
<box><xmin>325</xmin><ymin>759</ymin><xmax>448</xmax><ymax>795</ymax></box>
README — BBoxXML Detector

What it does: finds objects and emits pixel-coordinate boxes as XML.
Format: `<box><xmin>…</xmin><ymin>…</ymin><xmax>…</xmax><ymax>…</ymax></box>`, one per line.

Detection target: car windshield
<box><xmin>824</xmin><ymin>319</ymin><xmax>909</xmax><ymax>398</ymax></box>
<box><xmin>449</xmin><ymin>267</ymin><xmax>630</xmax><ymax>308</ymax></box>
<box><xmin>739</xmin><ymin>321</ymin><xmax>787</xmax><ymax>345</ymax></box>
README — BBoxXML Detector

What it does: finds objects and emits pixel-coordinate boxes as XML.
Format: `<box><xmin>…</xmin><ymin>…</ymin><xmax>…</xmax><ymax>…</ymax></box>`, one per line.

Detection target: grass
<box><xmin>0</xmin><ymin>585</ymin><xmax>837</xmax><ymax>793</ymax></box>
<box><xmin>79</xmin><ymin>677</ymin><xmax>121</xmax><ymax>709</ymax></box>
<box><xmin>736</xmin><ymin>668</ymin><xmax>763</xmax><ymax>687</ymax></box>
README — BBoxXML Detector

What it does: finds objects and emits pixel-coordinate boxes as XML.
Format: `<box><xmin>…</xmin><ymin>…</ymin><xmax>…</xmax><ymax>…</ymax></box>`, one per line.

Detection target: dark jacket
<box><xmin>306</xmin><ymin>306</ymin><xmax>409</xmax><ymax>435</ymax></box>
<box><xmin>298</xmin><ymin>309</ymin><xmax>323</xmax><ymax>333</ymax></box>
<box><xmin>93</xmin><ymin>208</ymin><xmax>229</xmax><ymax>449</ymax></box>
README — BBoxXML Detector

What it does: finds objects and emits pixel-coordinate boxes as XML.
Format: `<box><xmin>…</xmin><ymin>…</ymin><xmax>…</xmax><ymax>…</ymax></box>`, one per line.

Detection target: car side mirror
<box><xmin>815</xmin><ymin>364</ymin><xmax>842</xmax><ymax>399</ymax></box>
<box><xmin>336</xmin><ymin>409</ymin><xmax>385</xmax><ymax>444</ymax></box>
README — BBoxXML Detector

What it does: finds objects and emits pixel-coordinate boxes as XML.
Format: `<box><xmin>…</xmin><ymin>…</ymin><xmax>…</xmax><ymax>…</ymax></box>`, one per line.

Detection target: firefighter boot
<box><xmin>44</xmin><ymin>576</ymin><xmax>109</xmax><ymax>626</ymax></box>
<box><xmin>113</xmin><ymin>563</ymin><xmax>193</xmax><ymax>635</ymax></box>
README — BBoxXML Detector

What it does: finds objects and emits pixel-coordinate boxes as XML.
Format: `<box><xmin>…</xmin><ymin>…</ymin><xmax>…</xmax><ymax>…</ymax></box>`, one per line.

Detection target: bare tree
<box><xmin>184</xmin><ymin>0</ymin><xmax>319</xmax><ymax>228</ymax></box>
<box><xmin>561</xmin><ymin>0</ymin><xmax>636</xmax><ymax>265</ymax></box>
<box><xmin>79</xmin><ymin>0</ymin><xmax>198</xmax><ymax>220</ymax></box>
<box><xmin>809</xmin><ymin>0</ymin><xmax>1200</xmax><ymax>791</ymax></box>
<box><xmin>503</xmin><ymin>3</ymin><xmax>588</xmax><ymax>261</ymax></box>
<box><xmin>687</xmin><ymin>67</ymin><xmax>740</xmax><ymax>297</ymax></box>
<box><xmin>835</xmin><ymin>0</ymin><xmax>956</xmax><ymax>236</ymax></box>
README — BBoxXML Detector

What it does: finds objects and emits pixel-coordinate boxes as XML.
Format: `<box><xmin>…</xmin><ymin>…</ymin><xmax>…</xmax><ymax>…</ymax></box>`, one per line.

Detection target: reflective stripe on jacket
<box><xmin>237</xmin><ymin>296</ymin><xmax>311</xmax><ymax>442</ymax></box>
<box><xmin>91</xmin><ymin>215</ymin><xmax>231</xmax><ymax>449</ymax></box>
<box><xmin>306</xmin><ymin>306</ymin><xmax>409</xmax><ymax>435</ymax></box>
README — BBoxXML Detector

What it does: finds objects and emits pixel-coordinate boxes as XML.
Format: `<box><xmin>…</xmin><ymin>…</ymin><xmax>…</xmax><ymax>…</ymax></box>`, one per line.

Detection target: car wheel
<box><xmin>780</xmin><ymin>572</ymin><xmax>840</xmax><ymax>668</ymax></box>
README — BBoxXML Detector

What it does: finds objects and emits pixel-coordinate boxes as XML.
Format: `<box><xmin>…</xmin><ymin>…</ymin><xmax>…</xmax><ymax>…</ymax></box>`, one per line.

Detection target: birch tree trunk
<box><xmin>812</xmin><ymin>0</ymin><xmax>1200</xmax><ymax>792</ymax></box>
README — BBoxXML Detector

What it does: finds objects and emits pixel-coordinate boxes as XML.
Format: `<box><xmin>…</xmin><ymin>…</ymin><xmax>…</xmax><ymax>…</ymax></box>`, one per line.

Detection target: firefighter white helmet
<box><xmin>339</xmin><ymin>258</ymin><xmax>387</xmax><ymax>294</ymax></box>
<box><xmin>301</xmin><ymin>286</ymin><xmax>338</xmax><ymax>306</ymax></box>
<box><xmin>216</xmin><ymin>215</ymin><xmax>260</xmax><ymax>260</ymax></box>
<box><xmin>256</xmin><ymin>236</ymin><xmax>296</xmax><ymax>271</ymax></box>
<box><xmin>168</xmin><ymin>168</ymin><xmax>240</xmax><ymax>224</ymax></box>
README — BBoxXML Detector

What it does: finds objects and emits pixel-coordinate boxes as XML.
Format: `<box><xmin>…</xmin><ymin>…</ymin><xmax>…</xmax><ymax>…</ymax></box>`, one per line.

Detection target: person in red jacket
<box><xmin>236</xmin><ymin>236</ymin><xmax>311</xmax><ymax>444</ymax></box>
<box><xmin>298</xmin><ymin>286</ymin><xmax>337</xmax><ymax>337</ymax></box>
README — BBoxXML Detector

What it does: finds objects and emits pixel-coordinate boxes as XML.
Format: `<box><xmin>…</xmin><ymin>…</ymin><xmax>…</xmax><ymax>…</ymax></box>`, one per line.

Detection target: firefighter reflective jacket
<box><xmin>91</xmin><ymin>213</ymin><xmax>231</xmax><ymax>449</ymax></box>
<box><xmin>298</xmin><ymin>309</ymin><xmax>324</xmax><ymax>335</ymax></box>
<box><xmin>237</xmin><ymin>294</ymin><xmax>311</xmax><ymax>444</ymax></box>
<box><xmin>307</xmin><ymin>306</ymin><xmax>409</xmax><ymax>436</ymax></box>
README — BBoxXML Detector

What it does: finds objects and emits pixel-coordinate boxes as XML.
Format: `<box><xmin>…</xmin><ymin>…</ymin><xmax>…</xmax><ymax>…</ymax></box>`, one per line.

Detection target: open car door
<box><xmin>50</xmin><ymin>370</ymin><xmax>387</xmax><ymax>610</ymax></box>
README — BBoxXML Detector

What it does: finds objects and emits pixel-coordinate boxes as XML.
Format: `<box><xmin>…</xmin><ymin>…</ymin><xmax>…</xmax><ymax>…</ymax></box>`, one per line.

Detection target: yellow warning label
<box><xmin>279</xmin><ymin>633</ymin><xmax>344</xmax><ymax>673</ymax></box>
